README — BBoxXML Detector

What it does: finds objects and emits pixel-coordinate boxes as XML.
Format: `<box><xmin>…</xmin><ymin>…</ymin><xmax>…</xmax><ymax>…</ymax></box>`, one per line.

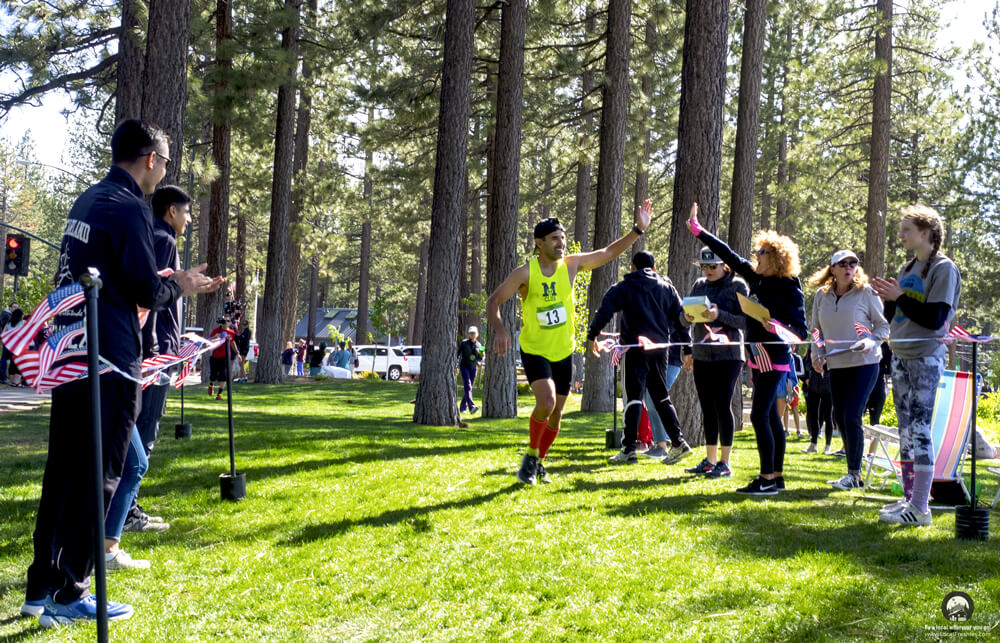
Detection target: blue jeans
<box><xmin>646</xmin><ymin>364</ymin><xmax>681</xmax><ymax>443</ymax></box>
<box><xmin>296</xmin><ymin>361</ymin><xmax>304</xmax><ymax>376</ymax></box>
<box><xmin>105</xmin><ymin>427</ymin><xmax>148</xmax><ymax>542</ymax></box>
<box><xmin>135</xmin><ymin>383</ymin><xmax>169</xmax><ymax>456</ymax></box>
<box><xmin>459</xmin><ymin>365</ymin><xmax>477</xmax><ymax>410</ymax></box>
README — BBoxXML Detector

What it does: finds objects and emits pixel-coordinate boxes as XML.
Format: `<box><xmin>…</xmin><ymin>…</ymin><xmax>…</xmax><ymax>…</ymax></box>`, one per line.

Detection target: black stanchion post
<box><xmin>956</xmin><ymin>341</ymin><xmax>989</xmax><ymax>540</ymax></box>
<box><xmin>219</xmin><ymin>336</ymin><xmax>245</xmax><ymax>500</ymax></box>
<box><xmin>81</xmin><ymin>270</ymin><xmax>109</xmax><ymax>643</ymax></box>
<box><xmin>606</xmin><ymin>362</ymin><xmax>621</xmax><ymax>450</ymax></box>
<box><xmin>175</xmin><ymin>375</ymin><xmax>192</xmax><ymax>438</ymax></box>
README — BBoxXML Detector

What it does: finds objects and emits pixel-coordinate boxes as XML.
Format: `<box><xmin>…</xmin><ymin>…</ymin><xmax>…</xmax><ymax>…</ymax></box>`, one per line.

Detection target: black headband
<box><xmin>534</xmin><ymin>217</ymin><xmax>565</xmax><ymax>239</ymax></box>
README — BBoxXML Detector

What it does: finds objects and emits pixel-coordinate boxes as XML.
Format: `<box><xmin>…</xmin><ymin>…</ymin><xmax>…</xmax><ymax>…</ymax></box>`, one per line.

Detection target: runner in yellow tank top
<box><xmin>486</xmin><ymin>200</ymin><xmax>653</xmax><ymax>485</ymax></box>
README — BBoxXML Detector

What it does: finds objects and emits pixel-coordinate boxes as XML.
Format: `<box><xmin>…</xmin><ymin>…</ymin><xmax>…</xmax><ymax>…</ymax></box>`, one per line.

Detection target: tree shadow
<box><xmin>284</xmin><ymin>483</ymin><xmax>522</xmax><ymax>544</ymax></box>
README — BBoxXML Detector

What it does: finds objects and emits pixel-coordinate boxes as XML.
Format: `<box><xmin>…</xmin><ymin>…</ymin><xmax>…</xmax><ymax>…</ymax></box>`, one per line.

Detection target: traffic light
<box><xmin>4</xmin><ymin>235</ymin><xmax>30</xmax><ymax>277</ymax></box>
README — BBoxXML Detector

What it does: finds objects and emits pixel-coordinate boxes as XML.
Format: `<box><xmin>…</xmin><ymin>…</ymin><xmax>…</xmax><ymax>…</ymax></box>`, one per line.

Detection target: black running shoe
<box><xmin>735</xmin><ymin>476</ymin><xmax>778</xmax><ymax>496</ymax></box>
<box><xmin>536</xmin><ymin>461</ymin><xmax>552</xmax><ymax>484</ymax></box>
<box><xmin>684</xmin><ymin>457</ymin><xmax>715</xmax><ymax>475</ymax></box>
<box><xmin>774</xmin><ymin>476</ymin><xmax>786</xmax><ymax>491</ymax></box>
<box><xmin>517</xmin><ymin>453</ymin><xmax>539</xmax><ymax>485</ymax></box>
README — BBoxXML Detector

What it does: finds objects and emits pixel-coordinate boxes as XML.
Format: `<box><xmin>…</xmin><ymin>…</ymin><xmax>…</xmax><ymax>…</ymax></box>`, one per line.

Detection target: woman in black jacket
<box><xmin>679</xmin><ymin>247</ymin><xmax>748</xmax><ymax>480</ymax></box>
<box><xmin>687</xmin><ymin>204</ymin><xmax>807</xmax><ymax>495</ymax></box>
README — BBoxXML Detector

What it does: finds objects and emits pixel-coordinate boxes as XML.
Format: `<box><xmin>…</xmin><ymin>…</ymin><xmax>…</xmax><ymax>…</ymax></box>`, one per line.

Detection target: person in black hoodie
<box><xmin>586</xmin><ymin>251</ymin><xmax>693</xmax><ymax>465</ymax></box>
<box><xmin>687</xmin><ymin>204</ymin><xmax>807</xmax><ymax>495</ymax></box>
<box><xmin>679</xmin><ymin>247</ymin><xmax>749</xmax><ymax>480</ymax></box>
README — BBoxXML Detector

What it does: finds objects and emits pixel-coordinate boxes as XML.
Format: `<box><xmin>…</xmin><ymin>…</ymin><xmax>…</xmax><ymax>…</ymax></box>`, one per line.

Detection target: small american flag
<box><xmin>702</xmin><ymin>325</ymin><xmax>730</xmax><ymax>344</ymax></box>
<box><xmin>768</xmin><ymin>320</ymin><xmax>802</xmax><ymax>345</ymax></box>
<box><xmin>948</xmin><ymin>324</ymin><xmax>992</xmax><ymax>343</ymax></box>
<box><xmin>36</xmin><ymin>322</ymin><xmax>87</xmax><ymax>379</ymax></box>
<box><xmin>1</xmin><ymin>284</ymin><xmax>86</xmax><ymax>356</ymax></box>
<box><xmin>811</xmin><ymin>328</ymin><xmax>825</xmax><ymax>348</ymax></box>
<box><xmin>610</xmin><ymin>345</ymin><xmax>623</xmax><ymax>368</ymax></box>
<box><xmin>854</xmin><ymin>322</ymin><xmax>871</xmax><ymax>338</ymax></box>
<box><xmin>750</xmin><ymin>343</ymin><xmax>773</xmax><ymax>372</ymax></box>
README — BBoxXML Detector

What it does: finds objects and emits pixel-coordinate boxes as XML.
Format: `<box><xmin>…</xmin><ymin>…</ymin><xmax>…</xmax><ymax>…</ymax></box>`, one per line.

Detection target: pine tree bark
<box><xmin>255</xmin><ymin>0</ymin><xmax>301</xmax><ymax>384</ymax></box>
<box><xmin>142</xmin><ymin>0</ymin><xmax>191</xmax><ymax>187</ymax></box>
<box><xmin>728</xmin><ymin>0</ymin><xmax>765</xmax><ymax>257</ymax></box>
<box><xmin>410</xmin><ymin>235</ymin><xmax>429</xmax><ymax>345</ymax></box>
<box><xmin>631</xmin><ymin>17</ymin><xmax>656</xmax><ymax>258</ymax></box>
<box><xmin>666</xmin><ymin>0</ymin><xmax>730</xmax><ymax>443</ymax></box>
<box><xmin>581</xmin><ymin>0</ymin><xmax>631</xmax><ymax>413</ymax></box>
<box><xmin>357</xmin><ymin>100</ymin><xmax>375</xmax><ymax>345</ymax></box>
<box><xmin>483</xmin><ymin>0</ymin><xmax>526</xmax><ymax>419</ymax></box>
<box><xmin>115</xmin><ymin>0</ymin><xmax>144</xmax><ymax>124</ymax></box>
<box><xmin>865</xmin><ymin>0</ymin><xmax>892</xmax><ymax>279</ymax></box>
<box><xmin>235</xmin><ymin>203</ymin><xmax>246</xmax><ymax>301</ymax></box>
<box><xmin>774</xmin><ymin>24</ymin><xmax>791</xmax><ymax>234</ymax></box>
<box><xmin>412</xmin><ymin>0</ymin><xmax>475</xmax><ymax>426</ymax></box>
<box><xmin>573</xmin><ymin>11</ymin><xmax>596</xmax><ymax>252</ymax></box>
<box><xmin>197</xmin><ymin>0</ymin><xmax>233</xmax><ymax>347</ymax></box>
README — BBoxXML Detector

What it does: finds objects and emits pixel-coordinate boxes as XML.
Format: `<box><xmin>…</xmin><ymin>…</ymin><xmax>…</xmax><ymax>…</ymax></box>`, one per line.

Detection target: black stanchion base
<box><xmin>955</xmin><ymin>505</ymin><xmax>990</xmax><ymax>540</ymax></box>
<box><xmin>220</xmin><ymin>472</ymin><xmax>246</xmax><ymax>501</ymax></box>
<box><xmin>605</xmin><ymin>429</ymin><xmax>622</xmax><ymax>450</ymax></box>
<box><xmin>175</xmin><ymin>423</ymin><xmax>192</xmax><ymax>439</ymax></box>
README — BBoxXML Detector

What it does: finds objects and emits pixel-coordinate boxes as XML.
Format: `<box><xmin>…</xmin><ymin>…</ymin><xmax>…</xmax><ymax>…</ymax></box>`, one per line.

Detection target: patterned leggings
<box><xmin>891</xmin><ymin>355</ymin><xmax>944</xmax><ymax>472</ymax></box>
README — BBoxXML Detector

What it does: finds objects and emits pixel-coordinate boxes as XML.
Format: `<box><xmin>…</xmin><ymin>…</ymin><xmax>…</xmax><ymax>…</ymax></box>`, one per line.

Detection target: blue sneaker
<box><xmin>20</xmin><ymin>598</ymin><xmax>46</xmax><ymax>617</ymax></box>
<box><xmin>38</xmin><ymin>595</ymin><xmax>134</xmax><ymax>628</ymax></box>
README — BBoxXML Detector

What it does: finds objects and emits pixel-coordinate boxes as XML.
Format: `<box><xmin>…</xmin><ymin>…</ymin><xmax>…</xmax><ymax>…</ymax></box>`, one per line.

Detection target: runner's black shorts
<box><xmin>520</xmin><ymin>349</ymin><xmax>572</xmax><ymax>396</ymax></box>
<box><xmin>209</xmin><ymin>356</ymin><xmax>229</xmax><ymax>382</ymax></box>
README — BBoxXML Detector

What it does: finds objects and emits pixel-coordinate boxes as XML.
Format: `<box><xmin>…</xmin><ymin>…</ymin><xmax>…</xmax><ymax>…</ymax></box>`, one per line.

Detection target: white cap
<box><xmin>830</xmin><ymin>249</ymin><xmax>859</xmax><ymax>266</ymax></box>
<box><xmin>468</xmin><ymin>325</ymin><xmax>478</xmax><ymax>334</ymax></box>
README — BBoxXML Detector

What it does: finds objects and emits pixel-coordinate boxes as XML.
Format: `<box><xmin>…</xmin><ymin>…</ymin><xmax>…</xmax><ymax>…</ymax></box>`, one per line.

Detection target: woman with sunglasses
<box><xmin>808</xmin><ymin>250</ymin><xmax>889</xmax><ymax>492</ymax></box>
<box><xmin>678</xmin><ymin>247</ymin><xmax>749</xmax><ymax>479</ymax></box>
<box><xmin>871</xmin><ymin>205</ymin><xmax>961</xmax><ymax>526</ymax></box>
<box><xmin>687</xmin><ymin>204</ymin><xmax>807</xmax><ymax>495</ymax></box>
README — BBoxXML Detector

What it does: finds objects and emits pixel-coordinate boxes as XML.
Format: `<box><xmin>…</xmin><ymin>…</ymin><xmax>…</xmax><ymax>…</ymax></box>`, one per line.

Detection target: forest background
<box><xmin>2</xmin><ymin>0</ymin><xmax>1000</xmax><ymax>434</ymax></box>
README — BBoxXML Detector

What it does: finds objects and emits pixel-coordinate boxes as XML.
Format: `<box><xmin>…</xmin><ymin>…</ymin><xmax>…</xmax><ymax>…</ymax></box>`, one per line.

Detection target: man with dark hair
<box><xmin>486</xmin><ymin>200</ymin><xmax>652</xmax><ymax>485</ymax></box>
<box><xmin>22</xmin><ymin>120</ymin><xmax>223</xmax><ymax>628</ymax></box>
<box><xmin>121</xmin><ymin>184</ymin><xmax>193</xmax><ymax>533</ymax></box>
<box><xmin>586</xmin><ymin>251</ymin><xmax>693</xmax><ymax>465</ymax></box>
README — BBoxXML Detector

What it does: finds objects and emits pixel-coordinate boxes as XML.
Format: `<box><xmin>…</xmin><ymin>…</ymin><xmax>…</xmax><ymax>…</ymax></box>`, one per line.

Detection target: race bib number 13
<box><xmin>537</xmin><ymin>304</ymin><xmax>567</xmax><ymax>328</ymax></box>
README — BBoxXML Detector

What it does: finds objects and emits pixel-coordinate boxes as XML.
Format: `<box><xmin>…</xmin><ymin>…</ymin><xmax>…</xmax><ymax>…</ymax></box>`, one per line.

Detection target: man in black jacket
<box><xmin>23</xmin><ymin>120</ymin><xmax>223</xmax><ymax>628</ymax></box>
<box><xmin>586</xmin><ymin>251</ymin><xmax>692</xmax><ymax>465</ymax></box>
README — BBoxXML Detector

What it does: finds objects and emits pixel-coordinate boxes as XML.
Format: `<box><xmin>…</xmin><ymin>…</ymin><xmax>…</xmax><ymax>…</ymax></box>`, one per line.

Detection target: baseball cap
<box><xmin>830</xmin><ymin>249</ymin><xmax>859</xmax><ymax>266</ymax></box>
<box><xmin>468</xmin><ymin>325</ymin><xmax>478</xmax><ymax>334</ymax></box>
<box><xmin>696</xmin><ymin>247</ymin><xmax>723</xmax><ymax>264</ymax></box>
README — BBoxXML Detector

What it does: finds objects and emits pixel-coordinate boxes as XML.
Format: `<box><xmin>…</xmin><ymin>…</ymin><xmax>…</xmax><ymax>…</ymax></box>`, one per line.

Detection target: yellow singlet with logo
<box><xmin>519</xmin><ymin>258</ymin><xmax>575</xmax><ymax>362</ymax></box>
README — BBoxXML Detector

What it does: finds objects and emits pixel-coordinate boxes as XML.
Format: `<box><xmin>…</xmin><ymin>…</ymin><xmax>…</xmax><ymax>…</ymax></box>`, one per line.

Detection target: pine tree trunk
<box><xmin>631</xmin><ymin>17</ymin><xmax>655</xmax><ymax>258</ymax></box>
<box><xmin>357</xmin><ymin>218</ymin><xmax>371</xmax><ymax>343</ymax></box>
<box><xmin>411</xmin><ymin>234</ymin><xmax>429</xmax><ymax>346</ymax></box>
<box><xmin>307</xmin><ymin>256</ymin><xmax>318</xmax><ymax>346</ymax></box>
<box><xmin>666</xmin><ymin>0</ymin><xmax>730</xmax><ymax>443</ymax></box>
<box><xmin>728</xmin><ymin>0</ymin><xmax>765</xmax><ymax>257</ymax></box>
<box><xmin>235</xmin><ymin>203</ymin><xmax>246</xmax><ymax>301</ymax></box>
<box><xmin>142</xmin><ymin>0</ymin><xmax>190</xmax><ymax>188</ymax></box>
<box><xmin>197</xmin><ymin>0</ymin><xmax>233</xmax><ymax>349</ymax></box>
<box><xmin>115</xmin><ymin>0</ymin><xmax>144</xmax><ymax>123</ymax></box>
<box><xmin>573</xmin><ymin>13</ymin><xmax>596</xmax><ymax>252</ymax></box>
<box><xmin>255</xmin><ymin>0</ymin><xmax>300</xmax><ymax>384</ymax></box>
<box><xmin>581</xmin><ymin>0</ymin><xmax>631</xmax><ymax>413</ymax></box>
<box><xmin>774</xmin><ymin>24</ymin><xmax>791</xmax><ymax>234</ymax></box>
<box><xmin>865</xmin><ymin>0</ymin><xmax>892</xmax><ymax>279</ymax></box>
<box><xmin>412</xmin><ymin>0</ymin><xmax>475</xmax><ymax>427</ymax></box>
<box><xmin>482</xmin><ymin>0</ymin><xmax>526</xmax><ymax>419</ymax></box>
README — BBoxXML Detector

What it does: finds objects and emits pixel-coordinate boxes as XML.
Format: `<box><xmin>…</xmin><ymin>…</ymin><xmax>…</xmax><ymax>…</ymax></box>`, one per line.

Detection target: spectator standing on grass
<box><xmin>295</xmin><ymin>338</ymin><xmax>307</xmax><ymax>376</ymax></box>
<box><xmin>810</xmin><ymin>249</ymin><xmax>889</xmax><ymax>492</ymax></box>
<box><xmin>209</xmin><ymin>317</ymin><xmax>237</xmax><ymax>400</ymax></box>
<box><xmin>677</xmin><ymin>247</ymin><xmax>748</xmax><ymax>479</ymax></box>
<box><xmin>687</xmin><ymin>203</ymin><xmax>807</xmax><ymax>496</ymax></box>
<box><xmin>457</xmin><ymin>326</ymin><xmax>483</xmax><ymax>414</ymax></box>
<box><xmin>4</xmin><ymin>308</ymin><xmax>25</xmax><ymax>386</ymax></box>
<box><xmin>308</xmin><ymin>341</ymin><xmax>326</xmax><ymax>376</ymax></box>
<box><xmin>587</xmin><ymin>250</ymin><xmax>693</xmax><ymax>467</ymax></box>
<box><xmin>0</xmin><ymin>301</ymin><xmax>18</xmax><ymax>384</ymax></box>
<box><xmin>332</xmin><ymin>341</ymin><xmax>351</xmax><ymax>370</ymax></box>
<box><xmin>802</xmin><ymin>345</ymin><xmax>836</xmax><ymax>454</ymax></box>
<box><xmin>871</xmin><ymin>205</ymin><xmax>961</xmax><ymax>527</ymax></box>
<box><xmin>234</xmin><ymin>318</ymin><xmax>251</xmax><ymax>382</ymax></box>
<box><xmin>281</xmin><ymin>341</ymin><xmax>295</xmax><ymax>375</ymax></box>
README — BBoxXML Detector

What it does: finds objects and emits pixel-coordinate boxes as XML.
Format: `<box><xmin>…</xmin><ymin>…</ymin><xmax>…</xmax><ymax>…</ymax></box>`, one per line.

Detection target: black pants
<box><xmin>806</xmin><ymin>386</ymin><xmax>834</xmax><ymax>446</ymax></box>
<box><xmin>750</xmin><ymin>369</ymin><xmax>786</xmax><ymax>475</ymax></box>
<box><xmin>693</xmin><ymin>359</ymin><xmax>742</xmax><ymax>447</ymax></box>
<box><xmin>26</xmin><ymin>378</ymin><xmax>139</xmax><ymax>603</ymax></box>
<box><xmin>830</xmin><ymin>364</ymin><xmax>879</xmax><ymax>475</ymax></box>
<box><xmin>866</xmin><ymin>375</ymin><xmax>887</xmax><ymax>425</ymax></box>
<box><xmin>622</xmin><ymin>348</ymin><xmax>682</xmax><ymax>451</ymax></box>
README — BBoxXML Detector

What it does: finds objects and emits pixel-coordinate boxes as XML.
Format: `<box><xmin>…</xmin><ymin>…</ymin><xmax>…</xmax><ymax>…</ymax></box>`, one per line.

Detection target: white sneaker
<box><xmin>829</xmin><ymin>474</ymin><xmax>864</xmax><ymax>490</ymax></box>
<box><xmin>878</xmin><ymin>501</ymin><xmax>932</xmax><ymax>526</ymax></box>
<box><xmin>609</xmin><ymin>449</ymin><xmax>638</xmax><ymax>464</ymax></box>
<box><xmin>879</xmin><ymin>499</ymin><xmax>908</xmax><ymax>515</ymax></box>
<box><xmin>661</xmin><ymin>442</ymin><xmax>693</xmax><ymax>465</ymax></box>
<box><xmin>106</xmin><ymin>549</ymin><xmax>151</xmax><ymax>571</ymax></box>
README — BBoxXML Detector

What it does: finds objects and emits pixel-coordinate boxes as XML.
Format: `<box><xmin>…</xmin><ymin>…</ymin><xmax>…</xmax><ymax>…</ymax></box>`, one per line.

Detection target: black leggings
<box><xmin>622</xmin><ymin>348</ymin><xmax>682</xmax><ymax>451</ymax></box>
<box><xmin>750</xmin><ymin>369</ymin><xmax>786</xmax><ymax>475</ymax></box>
<box><xmin>693</xmin><ymin>359</ymin><xmax>742</xmax><ymax>447</ymax></box>
<box><xmin>806</xmin><ymin>388</ymin><xmax>834</xmax><ymax>446</ymax></box>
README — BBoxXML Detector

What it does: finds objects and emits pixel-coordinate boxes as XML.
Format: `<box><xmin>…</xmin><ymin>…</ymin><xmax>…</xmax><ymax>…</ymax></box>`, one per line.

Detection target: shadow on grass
<box><xmin>284</xmin><ymin>483</ymin><xmax>522</xmax><ymax>544</ymax></box>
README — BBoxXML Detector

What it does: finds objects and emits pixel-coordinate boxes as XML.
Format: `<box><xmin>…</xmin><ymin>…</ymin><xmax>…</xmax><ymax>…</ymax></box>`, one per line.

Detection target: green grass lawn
<box><xmin>1</xmin><ymin>380</ymin><xmax>998</xmax><ymax>641</ymax></box>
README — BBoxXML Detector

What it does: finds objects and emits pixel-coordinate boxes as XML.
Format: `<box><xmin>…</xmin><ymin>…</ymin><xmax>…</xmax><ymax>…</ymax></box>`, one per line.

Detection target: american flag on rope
<box><xmin>767</xmin><ymin>320</ymin><xmax>802</xmax><ymax>345</ymax></box>
<box><xmin>948</xmin><ymin>324</ymin><xmax>993</xmax><ymax>343</ymax></box>
<box><xmin>609</xmin><ymin>345</ymin><xmax>623</xmax><ymax>368</ymax></box>
<box><xmin>636</xmin><ymin>335</ymin><xmax>661</xmax><ymax>350</ymax></box>
<box><xmin>854</xmin><ymin>322</ymin><xmax>871</xmax><ymax>338</ymax></box>
<box><xmin>36</xmin><ymin>322</ymin><xmax>86</xmax><ymax>379</ymax></box>
<box><xmin>171</xmin><ymin>333</ymin><xmax>225</xmax><ymax>388</ymax></box>
<box><xmin>16</xmin><ymin>349</ymin><xmax>97</xmax><ymax>393</ymax></box>
<box><xmin>701</xmin><ymin>325</ymin><xmax>730</xmax><ymax>344</ymax></box>
<box><xmin>750</xmin><ymin>343</ymin><xmax>773</xmax><ymax>372</ymax></box>
<box><xmin>0</xmin><ymin>284</ymin><xmax>85</xmax><ymax>356</ymax></box>
<box><xmin>141</xmin><ymin>354</ymin><xmax>180</xmax><ymax>373</ymax></box>
<box><xmin>811</xmin><ymin>328</ymin><xmax>825</xmax><ymax>348</ymax></box>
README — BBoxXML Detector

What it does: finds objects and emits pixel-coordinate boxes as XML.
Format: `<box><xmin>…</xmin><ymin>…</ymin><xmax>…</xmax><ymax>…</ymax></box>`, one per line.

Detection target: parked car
<box><xmin>400</xmin><ymin>345</ymin><xmax>421</xmax><ymax>377</ymax></box>
<box><xmin>354</xmin><ymin>345</ymin><xmax>408</xmax><ymax>381</ymax></box>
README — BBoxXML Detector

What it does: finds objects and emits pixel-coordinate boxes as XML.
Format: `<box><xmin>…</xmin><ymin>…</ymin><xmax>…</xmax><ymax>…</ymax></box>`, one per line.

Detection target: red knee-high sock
<box><xmin>538</xmin><ymin>424</ymin><xmax>560</xmax><ymax>459</ymax></box>
<box><xmin>528</xmin><ymin>416</ymin><xmax>547</xmax><ymax>451</ymax></box>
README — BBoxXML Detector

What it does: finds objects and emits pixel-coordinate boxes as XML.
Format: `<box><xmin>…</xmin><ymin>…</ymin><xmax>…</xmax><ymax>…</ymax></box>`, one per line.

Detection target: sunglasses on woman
<box><xmin>836</xmin><ymin>260</ymin><xmax>859</xmax><ymax>268</ymax></box>
<box><xmin>753</xmin><ymin>248</ymin><xmax>769</xmax><ymax>257</ymax></box>
<box><xmin>700</xmin><ymin>263</ymin><xmax>720</xmax><ymax>270</ymax></box>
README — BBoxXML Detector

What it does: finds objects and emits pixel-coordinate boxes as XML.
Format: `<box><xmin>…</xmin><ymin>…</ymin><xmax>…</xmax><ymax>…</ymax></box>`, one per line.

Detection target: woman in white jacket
<box><xmin>809</xmin><ymin>250</ymin><xmax>889</xmax><ymax>490</ymax></box>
